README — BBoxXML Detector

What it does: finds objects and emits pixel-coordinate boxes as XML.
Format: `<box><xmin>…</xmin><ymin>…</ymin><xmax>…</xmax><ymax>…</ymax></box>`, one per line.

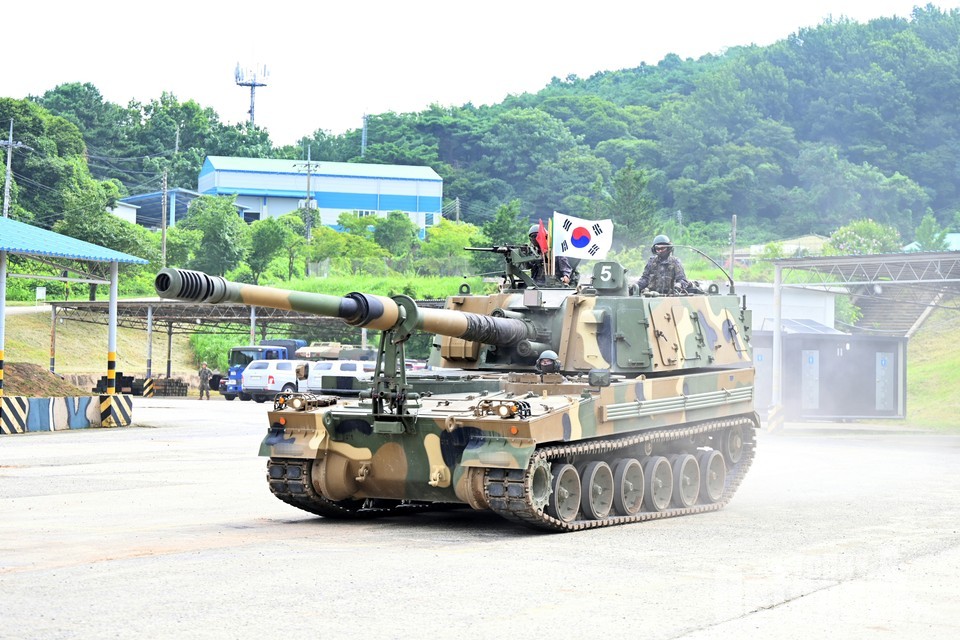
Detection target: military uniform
<box><xmin>198</xmin><ymin>364</ymin><xmax>213</xmax><ymax>400</ymax></box>
<box><xmin>530</xmin><ymin>251</ymin><xmax>572</xmax><ymax>284</ymax></box>
<box><xmin>636</xmin><ymin>254</ymin><xmax>688</xmax><ymax>294</ymax></box>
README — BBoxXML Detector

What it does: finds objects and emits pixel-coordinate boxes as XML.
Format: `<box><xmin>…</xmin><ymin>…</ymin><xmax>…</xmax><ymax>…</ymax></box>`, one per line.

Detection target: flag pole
<box><xmin>547</xmin><ymin>216</ymin><xmax>554</xmax><ymax>276</ymax></box>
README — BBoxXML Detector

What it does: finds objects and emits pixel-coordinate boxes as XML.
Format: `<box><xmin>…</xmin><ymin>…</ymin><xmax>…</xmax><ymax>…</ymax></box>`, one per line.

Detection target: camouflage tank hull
<box><xmin>153</xmin><ymin>260</ymin><xmax>759</xmax><ymax>532</ymax></box>
<box><xmin>262</xmin><ymin>368</ymin><xmax>757</xmax><ymax>532</ymax></box>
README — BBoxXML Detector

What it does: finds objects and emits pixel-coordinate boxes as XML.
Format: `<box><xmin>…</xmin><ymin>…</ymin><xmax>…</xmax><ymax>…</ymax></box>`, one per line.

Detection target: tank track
<box><xmin>266</xmin><ymin>413</ymin><xmax>757</xmax><ymax>530</ymax></box>
<box><xmin>484</xmin><ymin>414</ymin><xmax>758</xmax><ymax>532</ymax></box>
<box><xmin>266</xmin><ymin>459</ymin><xmax>436</xmax><ymax>519</ymax></box>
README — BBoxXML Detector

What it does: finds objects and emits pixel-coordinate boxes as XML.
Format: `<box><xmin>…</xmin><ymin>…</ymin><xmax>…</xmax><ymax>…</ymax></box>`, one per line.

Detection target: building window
<box><xmin>425</xmin><ymin>213</ymin><xmax>435</xmax><ymax>226</ymax></box>
<box><xmin>355</xmin><ymin>210</ymin><xmax>377</xmax><ymax>218</ymax></box>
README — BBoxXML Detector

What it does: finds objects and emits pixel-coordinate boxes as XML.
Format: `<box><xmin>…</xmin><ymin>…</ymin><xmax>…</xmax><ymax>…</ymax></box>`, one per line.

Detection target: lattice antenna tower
<box><xmin>234</xmin><ymin>63</ymin><xmax>269</xmax><ymax>127</ymax></box>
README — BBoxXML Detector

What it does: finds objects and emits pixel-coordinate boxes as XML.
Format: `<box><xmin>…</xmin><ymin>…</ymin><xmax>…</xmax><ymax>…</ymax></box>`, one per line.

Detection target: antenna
<box><xmin>234</xmin><ymin>63</ymin><xmax>269</xmax><ymax>127</ymax></box>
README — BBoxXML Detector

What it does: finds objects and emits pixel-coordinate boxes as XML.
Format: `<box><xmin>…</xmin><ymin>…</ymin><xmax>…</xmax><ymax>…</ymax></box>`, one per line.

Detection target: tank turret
<box><xmin>155</xmin><ymin>261</ymin><xmax>752</xmax><ymax>377</ymax></box>
<box><xmin>154</xmin><ymin>256</ymin><xmax>758</xmax><ymax>533</ymax></box>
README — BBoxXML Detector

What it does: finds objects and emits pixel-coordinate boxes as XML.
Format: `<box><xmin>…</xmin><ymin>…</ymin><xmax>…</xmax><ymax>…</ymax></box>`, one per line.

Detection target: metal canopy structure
<box><xmin>0</xmin><ymin>216</ymin><xmax>149</xmax><ymax>397</ymax></box>
<box><xmin>768</xmin><ymin>250</ymin><xmax>960</xmax><ymax>427</ymax></box>
<box><xmin>773</xmin><ymin>250</ymin><xmax>960</xmax><ymax>309</ymax></box>
<box><xmin>45</xmin><ymin>296</ymin><xmax>447</xmax><ymax>378</ymax></box>
<box><xmin>50</xmin><ymin>300</ymin><xmax>356</xmax><ymax>335</ymax></box>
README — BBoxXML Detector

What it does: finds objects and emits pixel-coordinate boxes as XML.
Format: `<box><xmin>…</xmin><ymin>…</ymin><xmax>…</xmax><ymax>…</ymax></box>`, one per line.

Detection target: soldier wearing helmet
<box><xmin>527</xmin><ymin>224</ymin><xmax>572</xmax><ymax>285</ymax></box>
<box><xmin>633</xmin><ymin>234</ymin><xmax>689</xmax><ymax>294</ymax></box>
<box><xmin>536</xmin><ymin>350</ymin><xmax>562</xmax><ymax>375</ymax></box>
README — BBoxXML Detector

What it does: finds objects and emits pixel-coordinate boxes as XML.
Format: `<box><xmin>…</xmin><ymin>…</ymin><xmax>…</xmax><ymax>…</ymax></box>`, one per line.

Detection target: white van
<box><xmin>241</xmin><ymin>359</ymin><xmax>310</xmax><ymax>403</ymax></box>
<box><xmin>306</xmin><ymin>360</ymin><xmax>375</xmax><ymax>395</ymax></box>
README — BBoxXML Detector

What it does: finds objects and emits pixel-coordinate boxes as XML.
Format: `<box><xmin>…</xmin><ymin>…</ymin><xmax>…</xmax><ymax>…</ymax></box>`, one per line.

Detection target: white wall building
<box><xmin>108</xmin><ymin>200</ymin><xmax>139</xmax><ymax>225</ymax></box>
<box><xmin>197</xmin><ymin>156</ymin><xmax>443</xmax><ymax>237</ymax></box>
<box><xmin>732</xmin><ymin>282</ymin><xmax>837</xmax><ymax>330</ymax></box>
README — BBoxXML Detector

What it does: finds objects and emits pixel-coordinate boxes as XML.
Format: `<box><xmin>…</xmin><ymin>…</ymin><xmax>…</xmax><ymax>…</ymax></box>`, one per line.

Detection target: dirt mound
<box><xmin>3</xmin><ymin>362</ymin><xmax>90</xmax><ymax>397</ymax></box>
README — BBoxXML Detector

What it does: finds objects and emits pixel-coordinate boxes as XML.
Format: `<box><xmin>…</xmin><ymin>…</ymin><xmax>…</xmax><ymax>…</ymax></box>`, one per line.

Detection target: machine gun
<box><xmin>465</xmin><ymin>244</ymin><xmax>568</xmax><ymax>290</ymax></box>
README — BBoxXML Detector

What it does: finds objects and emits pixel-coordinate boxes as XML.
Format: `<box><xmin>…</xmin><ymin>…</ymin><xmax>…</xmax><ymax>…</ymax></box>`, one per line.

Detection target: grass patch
<box><xmin>3</xmin><ymin>309</ymin><xmax>196</xmax><ymax>377</ymax></box>
<box><xmin>905</xmin><ymin>306</ymin><xmax>960</xmax><ymax>430</ymax></box>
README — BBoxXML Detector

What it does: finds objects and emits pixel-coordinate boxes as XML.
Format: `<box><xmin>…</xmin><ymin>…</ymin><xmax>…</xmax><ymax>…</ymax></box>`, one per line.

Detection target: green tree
<box><xmin>480</xmin><ymin>199</ymin><xmax>528</xmax><ymax>246</ymax></box>
<box><xmin>475</xmin><ymin>200</ymin><xmax>527</xmax><ymax>276</ymax></box>
<box><xmin>340</xmin><ymin>235</ymin><xmax>391</xmax><ymax>276</ymax></box>
<box><xmin>480</xmin><ymin>108</ymin><xmax>580</xmax><ymax>186</ymax></box>
<box><xmin>178</xmin><ymin>195</ymin><xmax>249</xmax><ymax>275</ymax></box>
<box><xmin>337</xmin><ymin>211</ymin><xmax>374</xmax><ymax>238</ymax></box>
<box><xmin>309</xmin><ymin>225</ymin><xmax>349</xmax><ymax>264</ymax></box>
<box><xmin>246</xmin><ymin>217</ymin><xmax>288</xmax><ymax>283</ymax></box>
<box><xmin>913</xmin><ymin>213</ymin><xmax>949</xmax><ymax>251</ymax></box>
<box><xmin>524</xmin><ymin>149</ymin><xmax>611</xmax><ymax>218</ymax></box>
<box><xmin>165</xmin><ymin>226</ymin><xmax>202</xmax><ymax>267</ymax></box>
<box><xmin>277</xmin><ymin>213</ymin><xmax>307</xmax><ymax>280</ymax></box>
<box><xmin>416</xmin><ymin>219</ymin><xmax>482</xmax><ymax>277</ymax></box>
<box><xmin>828</xmin><ymin>219</ymin><xmax>901</xmax><ymax>255</ymax></box>
<box><xmin>373</xmin><ymin>211</ymin><xmax>421</xmax><ymax>272</ymax></box>
<box><xmin>593</xmin><ymin>159</ymin><xmax>656</xmax><ymax>248</ymax></box>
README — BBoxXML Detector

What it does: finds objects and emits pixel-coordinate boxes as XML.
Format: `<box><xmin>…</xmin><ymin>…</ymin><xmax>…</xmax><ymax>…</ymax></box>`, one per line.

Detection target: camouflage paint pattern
<box><xmin>155</xmin><ymin>261</ymin><xmax>757</xmax><ymax>516</ymax></box>
<box><xmin>439</xmin><ymin>287</ymin><xmax>751</xmax><ymax>374</ymax></box>
<box><xmin>260</xmin><ymin>366</ymin><xmax>753</xmax><ymax>505</ymax></box>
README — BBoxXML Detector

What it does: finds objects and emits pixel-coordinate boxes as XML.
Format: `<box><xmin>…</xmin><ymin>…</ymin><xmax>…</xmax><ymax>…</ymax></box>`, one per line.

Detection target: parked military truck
<box><xmin>155</xmin><ymin>252</ymin><xmax>757</xmax><ymax>532</ymax></box>
<box><xmin>220</xmin><ymin>339</ymin><xmax>307</xmax><ymax>400</ymax></box>
<box><xmin>295</xmin><ymin>341</ymin><xmax>344</xmax><ymax>360</ymax></box>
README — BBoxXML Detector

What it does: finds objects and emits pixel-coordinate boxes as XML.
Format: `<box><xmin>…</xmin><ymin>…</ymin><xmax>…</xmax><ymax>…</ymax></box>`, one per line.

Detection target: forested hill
<box><xmin>7</xmin><ymin>4</ymin><xmax>960</xmax><ymax>247</ymax></box>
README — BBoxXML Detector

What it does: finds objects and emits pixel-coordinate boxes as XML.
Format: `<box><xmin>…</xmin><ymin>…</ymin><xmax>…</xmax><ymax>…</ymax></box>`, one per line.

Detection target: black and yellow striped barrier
<box><xmin>142</xmin><ymin>378</ymin><xmax>155</xmax><ymax>397</ymax></box>
<box><xmin>766</xmin><ymin>403</ymin><xmax>785</xmax><ymax>432</ymax></box>
<box><xmin>1</xmin><ymin>396</ymin><xmax>28</xmax><ymax>435</ymax></box>
<box><xmin>99</xmin><ymin>394</ymin><xmax>133</xmax><ymax>428</ymax></box>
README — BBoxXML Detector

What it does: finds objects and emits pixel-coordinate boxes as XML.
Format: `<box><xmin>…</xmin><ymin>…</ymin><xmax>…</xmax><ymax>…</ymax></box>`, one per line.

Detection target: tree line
<box><xmin>2</xmin><ymin>4</ymin><xmax>958</xmax><ymax>298</ymax></box>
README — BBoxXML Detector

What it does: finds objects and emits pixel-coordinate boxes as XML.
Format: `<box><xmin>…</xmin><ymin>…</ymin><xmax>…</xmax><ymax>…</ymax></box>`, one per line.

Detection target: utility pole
<box><xmin>161</xmin><ymin>171</ymin><xmax>168</xmax><ymax>267</ymax></box>
<box><xmin>2</xmin><ymin>119</ymin><xmax>31</xmax><ymax>218</ymax></box>
<box><xmin>361</xmin><ymin>114</ymin><xmax>368</xmax><ymax>157</ymax></box>
<box><xmin>234</xmin><ymin>63</ymin><xmax>269</xmax><ymax>127</ymax></box>
<box><xmin>729</xmin><ymin>214</ymin><xmax>737</xmax><ymax>280</ymax></box>
<box><xmin>295</xmin><ymin>146</ymin><xmax>319</xmax><ymax>241</ymax></box>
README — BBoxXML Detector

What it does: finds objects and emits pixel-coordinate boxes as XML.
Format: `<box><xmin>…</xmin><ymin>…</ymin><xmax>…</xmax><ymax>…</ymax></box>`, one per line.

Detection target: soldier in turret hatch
<box><xmin>633</xmin><ymin>234</ymin><xmax>690</xmax><ymax>294</ymax></box>
<box><xmin>527</xmin><ymin>224</ymin><xmax>572</xmax><ymax>285</ymax></box>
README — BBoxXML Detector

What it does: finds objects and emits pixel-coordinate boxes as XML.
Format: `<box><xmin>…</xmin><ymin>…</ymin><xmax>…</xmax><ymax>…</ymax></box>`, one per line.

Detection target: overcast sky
<box><xmin>5</xmin><ymin>1</ymin><xmax>959</xmax><ymax>147</ymax></box>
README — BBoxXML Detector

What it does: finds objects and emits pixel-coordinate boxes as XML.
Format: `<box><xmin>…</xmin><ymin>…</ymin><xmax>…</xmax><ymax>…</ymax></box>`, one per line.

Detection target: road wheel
<box><xmin>612</xmin><ymin>458</ymin><xmax>644</xmax><ymax>516</ymax></box>
<box><xmin>643</xmin><ymin>456</ymin><xmax>673</xmax><ymax>512</ymax></box>
<box><xmin>580</xmin><ymin>461</ymin><xmax>614</xmax><ymax>520</ymax></box>
<box><xmin>722</xmin><ymin>424</ymin><xmax>744</xmax><ymax>466</ymax></box>
<box><xmin>223</xmin><ymin>394</ymin><xmax>236</xmax><ymax>401</ymax></box>
<box><xmin>698</xmin><ymin>450</ymin><xmax>726</xmax><ymax>503</ymax></box>
<box><xmin>671</xmin><ymin>454</ymin><xmax>700</xmax><ymax>508</ymax></box>
<box><xmin>546</xmin><ymin>463</ymin><xmax>581</xmax><ymax>523</ymax></box>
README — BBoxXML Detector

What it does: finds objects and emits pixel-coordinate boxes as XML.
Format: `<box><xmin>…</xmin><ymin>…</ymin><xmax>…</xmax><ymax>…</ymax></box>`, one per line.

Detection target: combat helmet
<box><xmin>651</xmin><ymin>234</ymin><xmax>673</xmax><ymax>257</ymax></box>
<box><xmin>536</xmin><ymin>349</ymin><xmax>562</xmax><ymax>374</ymax></box>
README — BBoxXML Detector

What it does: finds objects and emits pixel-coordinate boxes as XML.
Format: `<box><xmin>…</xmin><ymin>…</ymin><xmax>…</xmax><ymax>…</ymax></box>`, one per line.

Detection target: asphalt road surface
<box><xmin>2</xmin><ymin>398</ymin><xmax>959</xmax><ymax>639</ymax></box>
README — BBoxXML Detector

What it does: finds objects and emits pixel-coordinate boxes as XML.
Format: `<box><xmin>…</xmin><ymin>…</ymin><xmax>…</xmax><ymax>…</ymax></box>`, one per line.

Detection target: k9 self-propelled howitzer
<box><xmin>154</xmin><ymin>259</ymin><xmax>758</xmax><ymax>532</ymax></box>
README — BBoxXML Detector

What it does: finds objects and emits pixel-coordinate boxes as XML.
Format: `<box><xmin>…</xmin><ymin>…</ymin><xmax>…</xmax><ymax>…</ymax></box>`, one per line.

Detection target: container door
<box><xmin>800</xmin><ymin>349</ymin><xmax>819</xmax><ymax>410</ymax></box>
<box><xmin>875</xmin><ymin>352</ymin><xmax>894</xmax><ymax>411</ymax></box>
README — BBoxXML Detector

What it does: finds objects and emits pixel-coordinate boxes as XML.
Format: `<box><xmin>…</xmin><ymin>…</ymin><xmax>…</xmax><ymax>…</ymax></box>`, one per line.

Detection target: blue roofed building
<box><xmin>197</xmin><ymin>156</ymin><xmax>443</xmax><ymax>237</ymax></box>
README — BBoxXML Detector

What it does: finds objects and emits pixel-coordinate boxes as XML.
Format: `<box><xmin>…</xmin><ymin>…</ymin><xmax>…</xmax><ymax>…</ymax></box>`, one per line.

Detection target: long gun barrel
<box><xmin>154</xmin><ymin>268</ymin><xmax>536</xmax><ymax>346</ymax></box>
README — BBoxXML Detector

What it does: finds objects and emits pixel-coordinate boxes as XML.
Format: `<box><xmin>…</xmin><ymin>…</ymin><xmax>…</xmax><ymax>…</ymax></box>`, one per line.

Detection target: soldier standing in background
<box><xmin>198</xmin><ymin>362</ymin><xmax>213</xmax><ymax>400</ymax></box>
